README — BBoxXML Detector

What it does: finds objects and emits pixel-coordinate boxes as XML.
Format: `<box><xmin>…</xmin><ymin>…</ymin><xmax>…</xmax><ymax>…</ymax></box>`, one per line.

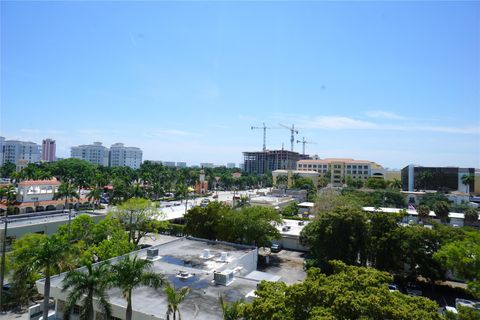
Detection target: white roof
<box><xmin>362</xmin><ymin>207</ymin><xmax>478</xmax><ymax>221</ymax></box>
<box><xmin>298</xmin><ymin>202</ymin><xmax>315</xmax><ymax>208</ymax></box>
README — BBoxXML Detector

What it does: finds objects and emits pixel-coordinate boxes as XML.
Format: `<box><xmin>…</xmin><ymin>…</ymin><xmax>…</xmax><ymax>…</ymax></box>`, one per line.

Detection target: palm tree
<box><xmin>54</xmin><ymin>180</ymin><xmax>80</xmax><ymax>241</ymax></box>
<box><xmin>389</xmin><ymin>178</ymin><xmax>402</xmax><ymax>190</ymax></box>
<box><xmin>33</xmin><ymin>236</ymin><xmax>71</xmax><ymax>320</ymax></box>
<box><xmin>62</xmin><ymin>261</ymin><xmax>112</xmax><ymax>320</ymax></box>
<box><xmin>461</xmin><ymin>173</ymin><xmax>475</xmax><ymax>194</ymax></box>
<box><xmin>111</xmin><ymin>255</ymin><xmax>163</xmax><ymax>320</ymax></box>
<box><xmin>275</xmin><ymin>175</ymin><xmax>288</xmax><ymax>189</ymax></box>
<box><xmin>164</xmin><ymin>282</ymin><xmax>190</xmax><ymax>320</ymax></box>
<box><xmin>0</xmin><ymin>185</ymin><xmax>17</xmax><ymax>311</ymax></box>
<box><xmin>219</xmin><ymin>296</ymin><xmax>243</xmax><ymax>320</ymax></box>
<box><xmin>87</xmin><ymin>186</ymin><xmax>102</xmax><ymax>213</ymax></box>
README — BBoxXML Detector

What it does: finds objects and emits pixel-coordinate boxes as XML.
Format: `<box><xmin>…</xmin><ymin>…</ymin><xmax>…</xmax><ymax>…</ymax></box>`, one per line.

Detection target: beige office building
<box><xmin>297</xmin><ymin>158</ymin><xmax>385</xmax><ymax>186</ymax></box>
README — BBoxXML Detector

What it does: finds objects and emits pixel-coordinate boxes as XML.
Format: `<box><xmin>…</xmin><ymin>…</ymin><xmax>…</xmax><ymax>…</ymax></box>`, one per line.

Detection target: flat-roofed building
<box><xmin>176</xmin><ymin>162</ymin><xmax>187</xmax><ymax>168</ymax></box>
<box><xmin>297</xmin><ymin>158</ymin><xmax>384</xmax><ymax>186</ymax></box>
<box><xmin>109</xmin><ymin>143</ymin><xmax>143</xmax><ymax>169</ymax></box>
<box><xmin>401</xmin><ymin>165</ymin><xmax>475</xmax><ymax>193</ymax></box>
<box><xmin>71</xmin><ymin>142</ymin><xmax>109</xmax><ymax>166</ymax></box>
<box><xmin>3</xmin><ymin>140</ymin><xmax>41</xmax><ymax>164</ymax></box>
<box><xmin>36</xmin><ymin>237</ymin><xmax>269</xmax><ymax>320</ymax></box>
<box><xmin>41</xmin><ymin>138</ymin><xmax>56</xmax><ymax>162</ymax></box>
<box><xmin>272</xmin><ymin>169</ymin><xmax>319</xmax><ymax>187</ymax></box>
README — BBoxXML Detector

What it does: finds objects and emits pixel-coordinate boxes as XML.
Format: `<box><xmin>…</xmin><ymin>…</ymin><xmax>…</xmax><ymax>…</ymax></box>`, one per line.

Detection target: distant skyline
<box><xmin>1</xmin><ymin>1</ymin><xmax>479</xmax><ymax>169</ymax></box>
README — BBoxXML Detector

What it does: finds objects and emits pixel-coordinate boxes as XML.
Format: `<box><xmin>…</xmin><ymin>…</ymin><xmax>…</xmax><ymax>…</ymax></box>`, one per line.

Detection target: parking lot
<box><xmin>258</xmin><ymin>250</ymin><xmax>307</xmax><ymax>284</ymax></box>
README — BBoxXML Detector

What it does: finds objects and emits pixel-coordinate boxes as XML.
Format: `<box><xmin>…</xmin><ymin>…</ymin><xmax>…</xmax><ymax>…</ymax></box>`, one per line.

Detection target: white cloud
<box><xmin>365</xmin><ymin>110</ymin><xmax>406</xmax><ymax>120</ymax></box>
<box><xmin>300</xmin><ymin>116</ymin><xmax>377</xmax><ymax>130</ymax></box>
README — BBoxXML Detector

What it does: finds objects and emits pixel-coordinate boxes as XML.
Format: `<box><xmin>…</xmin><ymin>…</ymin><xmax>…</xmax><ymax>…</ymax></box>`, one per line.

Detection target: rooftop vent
<box><xmin>176</xmin><ymin>270</ymin><xmax>193</xmax><ymax>280</ymax></box>
<box><xmin>201</xmin><ymin>248</ymin><xmax>214</xmax><ymax>260</ymax></box>
<box><xmin>146</xmin><ymin>248</ymin><xmax>160</xmax><ymax>261</ymax></box>
<box><xmin>214</xmin><ymin>269</ymin><xmax>234</xmax><ymax>286</ymax></box>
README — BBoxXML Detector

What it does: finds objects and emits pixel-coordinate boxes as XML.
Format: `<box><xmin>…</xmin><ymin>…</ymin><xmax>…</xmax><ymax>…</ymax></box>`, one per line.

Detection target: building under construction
<box><xmin>242</xmin><ymin>150</ymin><xmax>300</xmax><ymax>174</ymax></box>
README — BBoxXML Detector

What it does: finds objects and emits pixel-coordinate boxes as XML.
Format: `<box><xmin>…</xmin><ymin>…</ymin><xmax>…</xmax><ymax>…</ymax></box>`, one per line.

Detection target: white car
<box><xmin>455</xmin><ymin>298</ymin><xmax>480</xmax><ymax>310</ymax></box>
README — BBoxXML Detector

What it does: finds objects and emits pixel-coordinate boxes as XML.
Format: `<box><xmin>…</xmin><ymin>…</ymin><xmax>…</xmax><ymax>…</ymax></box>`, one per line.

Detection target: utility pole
<box><xmin>279</xmin><ymin>123</ymin><xmax>298</xmax><ymax>152</ymax></box>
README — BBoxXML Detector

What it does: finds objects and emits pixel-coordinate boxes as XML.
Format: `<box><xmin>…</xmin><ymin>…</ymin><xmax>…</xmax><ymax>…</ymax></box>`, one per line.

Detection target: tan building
<box><xmin>297</xmin><ymin>158</ymin><xmax>385</xmax><ymax>187</ymax></box>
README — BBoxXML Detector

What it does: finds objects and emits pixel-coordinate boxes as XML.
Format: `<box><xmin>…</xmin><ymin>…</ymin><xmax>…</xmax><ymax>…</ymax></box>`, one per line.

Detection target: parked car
<box><xmin>200</xmin><ymin>199</ymin><xmax>210</xmax><ymax>207</ymax></box>
<box><xmin>455</xmin><ymin>298</ymin><xmax>480</xmax><ymax>310</ymax></box>
<box><xmin>388</xmin><ymin>284</ymin><xmax>399</xmax><ymax>292</ymax></box>
<box><xmin>270</xmin><ymin>243</ymin><xmax>282</xmax><ymax>253</ymax></box>
<box><xmin>442</xmin><ymin>306</ymin><xmax>458</xmax><ymax>315</ymax></box>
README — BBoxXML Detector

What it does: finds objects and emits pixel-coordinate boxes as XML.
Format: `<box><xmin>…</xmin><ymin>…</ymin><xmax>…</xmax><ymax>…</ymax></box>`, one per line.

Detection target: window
<box><xmin>73</xmin><ymin>305</ymin><xmax>81</xmax><ymax>315</ymax></box>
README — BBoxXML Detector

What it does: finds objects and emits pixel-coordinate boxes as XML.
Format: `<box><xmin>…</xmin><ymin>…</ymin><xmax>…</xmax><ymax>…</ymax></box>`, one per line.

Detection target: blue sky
<box><xmin>1</xmin><ymin>1</ymin><xmax>479</xmax><ymax>169</ymax></box>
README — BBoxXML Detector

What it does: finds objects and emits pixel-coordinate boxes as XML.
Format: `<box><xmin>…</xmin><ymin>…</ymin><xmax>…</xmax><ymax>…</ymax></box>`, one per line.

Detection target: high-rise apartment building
<box><xmin>3</xmin><ymin>140</ymin><xmax>41</xmax><ymax>164</ymax></box>
<box><xmin>0</xmin><ymin>136</ymin><xmax>5</xmax><ymax>166</ymax></box>
<box><xmin>176</xmin><ymin>162</ymin><xmax>187</xmax><ymax>168</ymax></box>
<box><xmin>109</xmin><ymin>143</ymin><xmax>143</xmax><ymax>169</ymax></box>
<box><xmin>42</xmin><ymin>138</ymin><xmax>56</xmax><ymax>162</ymax></box>
<box><xmin>71</xmin><ymin>142</ymin><xmax>109</xmax><ymax>166</ymax></box>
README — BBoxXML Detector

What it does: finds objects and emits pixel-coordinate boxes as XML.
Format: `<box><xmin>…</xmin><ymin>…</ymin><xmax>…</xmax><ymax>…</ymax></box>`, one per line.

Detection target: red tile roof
<box><xmin>18</xmin><ymin>178</ymin><xmax>61</xmax><ymax>186</ymax></box>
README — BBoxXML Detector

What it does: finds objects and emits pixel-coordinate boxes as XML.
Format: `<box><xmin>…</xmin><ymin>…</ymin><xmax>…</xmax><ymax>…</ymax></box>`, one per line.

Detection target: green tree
<box><xmin>292</xmin><ymin>177</ymin><xmax>317</xmax><ymax>202</ymax></box>
<box><xmin>6</xmin><ymin>233</ymin><xmax>47</xmax><ymax>308</ymax></box>
<box><xmin>389</xmin><ymin>178</ymin><xmax>402</xmax><ymax>189</ymax></box>
<box><xmin>433</xmin><ymin>201</ymin><xmax>451</xmax><ymax>223</ymax></box>
<box><xmin>282</xmin><ymin>201</ymin><xmax>299</xmax><ymax>217</ymax></box>
<box><xmin>32</xmin><ymin>236</ymin><xmax>71</xmax><ymax>320</ymax></box>
<box><xmin>112</xmin><ymin>198</ymin><xmax>163</xmax><ymax>246</ymax></box>
<box><xmin>275</xmin><ymin>175</ymin><xmax>288</xmax><ymax>189</ymax></box>
<box><xmin>364</xmin><ymin>177</ymin><xmax>388</xmax><ymax>189</ymax></box>
<box><xmin>416</xmin><ymin>204</ymin><xmax>431</xmax><ymax>222</ymax></box>
<box><xmin>434</xmin><ymin>231</ymin><xmax>480</xmax><ymax>297</ymax></box>
<box><xmin>300</xmin><ymin>205</ymin><xmax>368</xmax><ymax>271</ymax></box>
<box><xmin>54</xmin><ymin>180</ymin><xmax>80</xmax><ymax>241</ymax></box>
<box><xmin>218</xmin><ymin>206</ymin><xmax>283</xmax><ymax>248</ymax></box>
<box><xmin>0</xmin><ymin>163</ymin><xmax>15</xmax><ymax>179</ymax></box>
<box><xmin>219</xmin><ymin>296</ymin><xmax>244</xmax><ymax>320</ymax></box>
<box><xmin>111</xmin><ymin>255</ymin><xmax>164</xmax><ymax>320</ymax></box>
<box><xmin>164</xmin><ymin>282</ymin><xmax>190</xmax><ymax>320</ymax></box>
<box><xmin>463</xmin><ymin>207</ymin><xmax>479</xmax><ymax>225</ymax></box>
<box><xmin>184</xmin><ymin>202</ymin><xmax>229</xmax><ymax>240</ymax></box>
<box><xmin>62</xmin><ymin>261</ymin><xmax>112</xmax><ymax>320</ymax></box>
<box><xmin>242</xmin><ymin>261</ymin><xmax>442</xmax><ymax>320</ymax></box>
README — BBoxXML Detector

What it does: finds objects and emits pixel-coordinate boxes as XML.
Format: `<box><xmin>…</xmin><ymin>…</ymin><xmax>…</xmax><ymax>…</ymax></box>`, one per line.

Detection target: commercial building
<box><xmin>41</xmin><ymin>138</ymin><xmax>56</xmax><ymax>162</ymax></box>
<box><xmin>200</xmin><ymin>162</ymin><xmax>215</xmax><ymax>168</ymax></box>
<box><xmin>227</xmin><ymin>163</ymin><xmax>236</xmax><ymax>169</ymax></box>
<box><xmin>2</xmin><ymin>139</ymin><xmax>41</xmax><ymax>164</ymax></box>
<box><xmin>162</xmin><ymin>161</ymin><xmax>176</xmax><ymax>167</ymax></box>
<box><xmin>37</xmin><ymin>237</ymin><xmax>271</xmax><ymax>320</ymax></box>
<box><xmin>297</xmin><ymin>158</ymin><xmax>384</xmax><ymax>187</ymax></box>
<box><xmin>71</xmin><ymin>142</ymin><xmax>109</xmax><ymax>166</ymax></box>
<box><xmin>243</xmin><ymin>150</ymin><xmax>300</xmax><ymax>174</ymax></box>
<box><xmin>109</xmin><ymin>143</ymin><xmax>143</xmax><ymax>169</ymax></box>
<box><xmin>401</xmin><ymin>165</ymin><xmax>475</xmax><ymax>193</ymax></box>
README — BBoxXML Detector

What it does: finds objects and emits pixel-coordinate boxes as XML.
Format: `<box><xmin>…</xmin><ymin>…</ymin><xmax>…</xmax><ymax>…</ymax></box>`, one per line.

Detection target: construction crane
<box><xmin>296</xmin><ymin>137</ymin><xmax>317</xmax><ymax>155</ymax></box>
<box><xmin>251</xmin><ymin>122</ymin><xmax>272</xmax><ymax>151</ymax></box>
<box><xmin>279</xmin><ymin>123</ymin><xmax>298</xmax><ymax>152</ymax></box>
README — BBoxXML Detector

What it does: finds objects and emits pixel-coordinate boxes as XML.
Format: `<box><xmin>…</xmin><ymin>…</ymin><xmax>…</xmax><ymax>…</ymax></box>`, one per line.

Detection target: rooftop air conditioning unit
<box><xmin>220</xmin><ymin>252</ymin><xmax>229</xmax><ymax>262</ymax></box>
<box><xmin>146</xmin><ymin>248</ymin><xmax>159</xmax><ymax>261</ymax></box>
<box><xmin>201</xmin><ymin>248</ymin><xmax>214</xmax><ymax>259</ymax></box>
<box><xmin>214</xmin><ymin>269</ymin><xmax>234</xmax><ymax>286</ymax></box>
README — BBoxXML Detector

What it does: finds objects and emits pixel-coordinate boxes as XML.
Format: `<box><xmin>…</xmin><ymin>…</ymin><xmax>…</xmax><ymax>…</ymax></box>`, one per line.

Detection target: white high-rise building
<box><xmin>109</xmin><ymin>143</ymin><xmax>143</xmax><ymax>169</ymax></box>
<box><xmin>0</xmin><ymin>136</ymin><xmax>5</xmax><ymax>166</ymax></box>
<box><xmin>3</xmin><ymin>140</ymin><xmax>41</xmax><ymax>164</ymax></box>
<box><xmin>71</xmin><ymin>142</ymin><xmax>109</xmax><ymax>166</ymax></box>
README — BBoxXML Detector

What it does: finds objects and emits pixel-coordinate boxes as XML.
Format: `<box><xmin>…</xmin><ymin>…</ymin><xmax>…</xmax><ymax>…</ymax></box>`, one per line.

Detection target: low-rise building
<box><xmin>36</xmin><ymin>237</ymin><xmax>273</xmax><ymax>320</ymax></box>
<box><xmin>249</xmin><ymin>195</ymin><xmax>295</xmax><ymax>210</ymax></box>
<box><xmin>401</xmin><ymin>165</ymin><xmax>475</xmax><ymax>193</ymax></box>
